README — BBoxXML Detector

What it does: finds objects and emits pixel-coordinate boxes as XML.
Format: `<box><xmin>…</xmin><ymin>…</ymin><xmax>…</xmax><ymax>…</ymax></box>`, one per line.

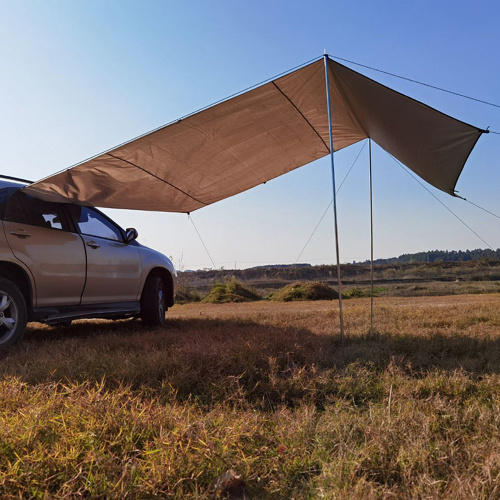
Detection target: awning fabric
<box><xmin>25</xmin><ymin>58</ymin><xmax>484</xmax><ymax>212</ymax></box>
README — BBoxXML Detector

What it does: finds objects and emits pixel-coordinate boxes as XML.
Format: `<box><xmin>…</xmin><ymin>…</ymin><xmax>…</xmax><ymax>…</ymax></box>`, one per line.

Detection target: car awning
<box><xmin>25</xmin><ymin>57</ymin><xmax>484</xmax><ymax>212</ymax></box>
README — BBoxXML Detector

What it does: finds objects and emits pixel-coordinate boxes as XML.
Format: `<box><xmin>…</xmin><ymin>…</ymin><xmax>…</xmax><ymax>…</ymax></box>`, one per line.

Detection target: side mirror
<box><xmin>125</xmin><ymin>227</ymin><xmax>138</xmax><ymax>243</ymax></box>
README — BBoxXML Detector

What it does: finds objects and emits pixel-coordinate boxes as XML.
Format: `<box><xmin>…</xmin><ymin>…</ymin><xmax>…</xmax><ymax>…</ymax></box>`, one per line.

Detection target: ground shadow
<box><xmin>1</xmin><ymin>316</ymin><xmax>499</xmax><ymax>408</ymax></box>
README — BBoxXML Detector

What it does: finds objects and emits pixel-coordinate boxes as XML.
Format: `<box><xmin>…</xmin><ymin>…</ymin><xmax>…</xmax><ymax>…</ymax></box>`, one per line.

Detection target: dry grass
<box><xmin>1</xmin><ymin>294</ymin><xmax>500</xmax><ymax>497</ymax></box>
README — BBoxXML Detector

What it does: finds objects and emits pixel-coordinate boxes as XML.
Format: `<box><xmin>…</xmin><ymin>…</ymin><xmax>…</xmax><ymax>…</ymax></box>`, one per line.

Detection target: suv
<box><xmin>0</xmin><ymin>177</ymin><xmax>176</xmax><ymax>347</ymax></box>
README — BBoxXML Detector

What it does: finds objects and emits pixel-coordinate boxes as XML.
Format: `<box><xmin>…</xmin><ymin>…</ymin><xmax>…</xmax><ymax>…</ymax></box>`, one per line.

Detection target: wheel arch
<box><xmin>143</xmin><ymin>267</ymin><xmax>175</xmax><ymax>307</ymax></box>
<box><xmin>0</xmin><ymin>261</ymin><xmax>34</xmax><ymax>311</ymax></box>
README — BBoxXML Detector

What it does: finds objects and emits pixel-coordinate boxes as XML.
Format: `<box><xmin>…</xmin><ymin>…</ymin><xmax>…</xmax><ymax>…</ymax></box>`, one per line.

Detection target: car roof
<box><xmin>0</xmin><ymin>179</ymin><xmax>28</xmax><ymax>190</ymax></box>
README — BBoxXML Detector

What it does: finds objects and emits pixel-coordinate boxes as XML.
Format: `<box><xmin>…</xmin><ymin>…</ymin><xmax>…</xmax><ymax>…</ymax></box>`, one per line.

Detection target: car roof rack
<box><xmin>0</xmin><ymin>174</ymin><xmax>33</xmax><ymax>184</ymax></box>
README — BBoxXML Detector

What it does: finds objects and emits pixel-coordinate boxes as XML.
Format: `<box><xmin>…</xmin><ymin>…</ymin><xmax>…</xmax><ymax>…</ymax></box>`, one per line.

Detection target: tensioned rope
<box><xmin>387</xmin><ymin>153</ymin><xmax>494</xmax><ymax>250</ymax></box>
<box><xmin>463</xmin><ymin>199</ymin><xmax>500</xmax><ymax>220</ymax></box>
<box><xmin>188</xmin><ymin>213</ymin><xmax>217</xmax><ymax>270</ymax></box>
<box><xmin>294</xmin><ymin>139</ymin><xmax>368</xmax><ymax>263</ymax></box>
<box><xmin>331</xmin><ymin>55</ymin><xmax>500</xmax><ymax>136</ymax></box>
<box><xmin>331</xmin><ymin>55</ymin><xmax>500</xmax><ymax>111</ymax></box>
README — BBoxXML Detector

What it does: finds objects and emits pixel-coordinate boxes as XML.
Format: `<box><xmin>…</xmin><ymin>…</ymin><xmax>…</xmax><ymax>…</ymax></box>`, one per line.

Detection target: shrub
<box><xmin>269</xmin><ymin>281</ymin><xmax>339</xmax><ymax>302</ymax></box>
<box><xmin>343</xmin><ymin>286</ymin><xmax>388</xmax><ymax>299</ymax></box>
<box><xmin>202</xmin><ymin>280</ymin><xmax>262</xmax><ymax>303</ymax></box>
<box><xmin>175</xmin><ymin>285</ymin><xmax>202</xmax><ymax>304</ymax></box>
<box><xmin>343</xmin><ymin>287</ymin><xmax>369</xmax><ymax>299</ymax></box>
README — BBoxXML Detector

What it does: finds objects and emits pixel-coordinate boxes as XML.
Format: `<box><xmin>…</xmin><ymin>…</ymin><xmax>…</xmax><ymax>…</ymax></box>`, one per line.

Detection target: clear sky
<box><xmin>1</xmin><ymin>0</ymin><xmax>499</xmax><ymax>270</ymax></box>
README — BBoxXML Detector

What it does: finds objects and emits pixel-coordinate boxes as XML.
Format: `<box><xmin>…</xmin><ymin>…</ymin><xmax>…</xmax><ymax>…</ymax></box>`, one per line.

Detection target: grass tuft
<box><xmin>269</xmin><ymin>281</ymin><xmax>339</xmax><ymax>301</ymax></box>
<box><xmin>201</xmin><ymin>280</ymin><xmax>261</xmax><ymax>304</ymax></box>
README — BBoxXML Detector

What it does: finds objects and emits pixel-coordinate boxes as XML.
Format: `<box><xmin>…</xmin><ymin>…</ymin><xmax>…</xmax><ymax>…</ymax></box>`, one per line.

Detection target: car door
<box><xmin>68</xmin><ymin>205</ymin><xmax>142</xmax><ymax>304</ymax></box>
<box><xmin>2</xmin><ymin>191</ymin><xmax>86</xmax><ymax>306</ymax></box>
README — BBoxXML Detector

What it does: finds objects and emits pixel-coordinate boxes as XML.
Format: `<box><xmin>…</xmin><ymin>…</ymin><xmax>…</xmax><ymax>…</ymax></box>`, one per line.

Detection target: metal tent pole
<box><xmin>324</xmin><ymin>54</ymin><xmax>345</xmax><ymax>343</ymax></box>
<box><xmin>369</xmin><ymin>138</ymin><xmax>374</xmax><ymax>333</ymax></box>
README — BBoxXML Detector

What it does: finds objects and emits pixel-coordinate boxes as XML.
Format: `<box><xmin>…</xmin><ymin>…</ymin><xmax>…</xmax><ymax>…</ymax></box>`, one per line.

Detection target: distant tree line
<box><xmin>179</xmin><ymin>248</ymin><xmax>500</xmax><ymax>286</ymax></box>
<box><xmin>362</xmin><ymin>248</ymin><xmax>500</xmax><ymax>265</ymax></box>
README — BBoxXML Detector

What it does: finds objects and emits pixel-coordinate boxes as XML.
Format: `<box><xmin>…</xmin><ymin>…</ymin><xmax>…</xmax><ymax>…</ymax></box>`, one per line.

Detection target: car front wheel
<box><xmin>140</xmin><ymin>276</ymin><xmax>166</xmax><ymax>327</ymax></box>
<box><xmin>0</xmin><ymin>278</ymin><xmax>27</xmax><ymax>347</ymax></box>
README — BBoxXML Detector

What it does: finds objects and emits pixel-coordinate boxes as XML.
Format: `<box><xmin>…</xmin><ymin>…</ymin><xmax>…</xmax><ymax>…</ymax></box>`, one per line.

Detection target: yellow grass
<box><xmin>1</xmin><ymin>294</ymin><xmax>500</xmax><ymax>497</ymax></box>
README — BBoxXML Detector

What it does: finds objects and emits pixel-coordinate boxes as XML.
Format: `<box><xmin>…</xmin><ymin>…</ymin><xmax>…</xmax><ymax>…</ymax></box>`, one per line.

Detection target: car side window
<box><xmin>3</xmin><ymin>191</ymin><xmax>71</xmax><ymax>231</ymax></box>
<box><xmin>72</xmin><ymin>206</ymin><xmax>123</xmax><ymax>242</ymax></box>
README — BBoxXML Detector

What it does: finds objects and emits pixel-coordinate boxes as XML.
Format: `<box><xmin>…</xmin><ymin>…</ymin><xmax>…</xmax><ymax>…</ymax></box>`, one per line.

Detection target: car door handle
<box><xmin>86</xmin><ymin>240</ymin><xmax>100</xmax><ymax>249</ymax></box>
<box><xmin>10</xmin><ymin>230</ymin><xmax>31</xmax><ymax>238</ymax></box>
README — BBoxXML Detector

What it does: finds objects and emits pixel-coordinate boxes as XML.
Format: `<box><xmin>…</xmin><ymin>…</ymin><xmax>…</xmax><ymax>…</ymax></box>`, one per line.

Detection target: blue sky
<box><xmin>1</xmin><ymin>1</ymin><xmax>499</xmax><ymax>269</ymax></box>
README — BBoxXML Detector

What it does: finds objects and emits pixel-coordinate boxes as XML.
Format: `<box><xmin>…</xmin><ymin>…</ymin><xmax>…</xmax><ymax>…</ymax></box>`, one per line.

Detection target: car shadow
<box><xmin>1</xmin><ymin>315</ymin><xmax>499</xmax><ymax>408</ymax></box>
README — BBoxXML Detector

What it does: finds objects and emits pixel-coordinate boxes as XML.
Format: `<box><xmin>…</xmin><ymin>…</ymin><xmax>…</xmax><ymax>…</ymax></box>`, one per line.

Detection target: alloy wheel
<box><xmin>0</xmin><ymin>291</ymin><xmax>18</xmax><ymax>344</ymax></box>
<box><xmin>158</xmin><ymin>288</ymin><xmax>164</xmax><ymax>322</ymax></box>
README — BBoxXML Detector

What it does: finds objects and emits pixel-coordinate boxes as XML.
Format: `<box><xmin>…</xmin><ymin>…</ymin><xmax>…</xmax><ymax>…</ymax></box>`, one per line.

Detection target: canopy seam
<box><xmin>106</xmin><ymin>153</ymin><xmax>207</xmax><ymax>206</ymax></box>
<box><xmin>271</xmin><ymin>82</ymin><xmax>330</xmax><ymax>153</ymax></box>
<box><xmin>28</xmin><ymin>56</ymin><xmax>324</xmax><ymax>186</ymax></box>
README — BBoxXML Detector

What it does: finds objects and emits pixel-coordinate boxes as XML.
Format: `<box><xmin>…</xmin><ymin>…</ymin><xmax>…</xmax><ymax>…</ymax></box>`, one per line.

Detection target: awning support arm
<box><xmin>369</xmin><ymin>138</ymin><xmax>374</xmax><ymax>334</ymax></box>
<box><xmin>324</xmin><ymin>54</ymin><xmax>345</xmax><ymax>343</ymax></box>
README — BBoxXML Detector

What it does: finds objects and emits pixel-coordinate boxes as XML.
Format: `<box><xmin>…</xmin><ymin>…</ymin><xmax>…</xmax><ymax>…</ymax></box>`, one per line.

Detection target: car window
<box><xmin>0</xmin><ymin>190</ymin><xmax>9</xmax><ymax>215</ymax></box>
<box><xmin>3</xmin><ymin>191</ymin><xmax>70</xmax><ymax>231</ymax></box>
<box><xmin>71</xmin><ymin>206</ymin><xmax>123</xmax><ymax>242</ymax></box>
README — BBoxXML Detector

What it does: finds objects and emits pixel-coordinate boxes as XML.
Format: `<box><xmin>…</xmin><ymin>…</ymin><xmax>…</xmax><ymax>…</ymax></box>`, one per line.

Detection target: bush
<box><xmin>269</xmin><ymin>282</ymin><xmax>339</xmax><ymax>302</ymax></box>
<box><xmin>175</xmin><ymin>285</ymin><xmax>202</xmax><ymax>304</ymax></box>
<box><xmin>343</xmin><ymin>286</ymin><xmax>388</xmax><ymax>299</ymax></box>
<box><xmin>343</xmin><ymin>287</ymin><xmax>369</xmax><ymax>299</ymax></box>
<box><xmin>202</xmin><ymin>281</ymin><xmax>262</xmax><ymax>304</ymax></box>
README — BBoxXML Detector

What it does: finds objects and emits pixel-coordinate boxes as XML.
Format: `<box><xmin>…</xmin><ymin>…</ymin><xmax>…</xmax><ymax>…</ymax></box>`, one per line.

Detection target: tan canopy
<box><xmin>25</xmin><ymin>57</ymin><xmax>484</xmax><ymax>212</ymax></box>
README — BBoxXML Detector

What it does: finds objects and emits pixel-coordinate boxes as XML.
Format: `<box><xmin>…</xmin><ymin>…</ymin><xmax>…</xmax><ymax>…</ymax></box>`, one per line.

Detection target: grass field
<box><xmin>1</xmin><ymin>294</ymin><xmax>500</xmax><ymax>498</ymax></box>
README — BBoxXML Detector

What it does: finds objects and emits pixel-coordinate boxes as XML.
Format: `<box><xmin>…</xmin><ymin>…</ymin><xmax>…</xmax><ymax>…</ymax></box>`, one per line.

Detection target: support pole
<box><xmin>369</xmin><ymin>138</ymin><xmax>374</xmax><ymax>333</ymax></box>
<box><xmin>324</xmin><ymin>54</ymin><xmax>345</xmax><ymax>343</ymax></box>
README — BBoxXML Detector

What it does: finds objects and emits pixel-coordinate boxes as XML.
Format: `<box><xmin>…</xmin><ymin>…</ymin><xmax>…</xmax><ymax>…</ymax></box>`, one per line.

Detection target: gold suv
<box><xmin>0</xmin><ymin>177</ymin><xmax>176</xmax><ymax>347</ymax></box>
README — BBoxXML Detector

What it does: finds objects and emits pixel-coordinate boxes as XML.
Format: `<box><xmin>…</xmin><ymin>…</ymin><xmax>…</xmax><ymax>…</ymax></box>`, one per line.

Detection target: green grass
<box><xmin>1</xmin><ymin>295</ymin><xmax>500</xmax><ymax>497</ymax></box>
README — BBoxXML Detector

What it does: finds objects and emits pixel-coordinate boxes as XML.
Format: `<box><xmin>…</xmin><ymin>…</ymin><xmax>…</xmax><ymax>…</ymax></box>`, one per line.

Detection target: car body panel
<box><xmin>0</xmin><ymin>220</ymin><xmax>37</xmax><ymax>305</ymax></box>
<box><xmin>3</xmin><ymin>220</ymin><xmax>86</xmax><ymax>306</ymax></box>
<box><xmin>80</xmin><ymin>234</ymin><xmax>142</xmax><ymax>304</ymax></box>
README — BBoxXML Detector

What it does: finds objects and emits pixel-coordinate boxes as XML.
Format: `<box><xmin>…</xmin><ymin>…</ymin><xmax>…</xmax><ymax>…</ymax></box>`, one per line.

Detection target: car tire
<box><xmin>0</xmin><ymin>278</ymin><xmax>27</xmax><ymax>348</ymax></box>
<box><xmin>140</xmin><ymin>276</ymin><xmax>166</xmax><ymax>327</ymax></box>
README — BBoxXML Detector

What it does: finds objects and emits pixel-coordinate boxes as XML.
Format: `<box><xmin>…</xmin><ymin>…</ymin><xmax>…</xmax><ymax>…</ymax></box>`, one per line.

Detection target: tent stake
<box><xmin>369</xmin><ymin>138</ymin><xmax>374</xmax><ymax>334</ymax></box>
<box><xmin>324</xmin><ymin>54</ymin><xmax>345</xmax><ymax>343</ymax></box>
